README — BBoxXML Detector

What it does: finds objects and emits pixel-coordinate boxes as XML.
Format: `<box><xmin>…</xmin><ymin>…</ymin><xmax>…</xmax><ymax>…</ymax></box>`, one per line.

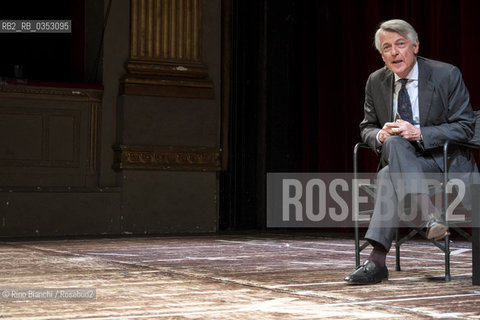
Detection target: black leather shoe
<box><xmin>344</xmin><ymin>260</ymin><xmax>388</xmax><ymax>284</ymax></box>
<box><xmin>426</xmin><ymin>214</ymin><xmax>449</xmax><ymax>240</ymax></box>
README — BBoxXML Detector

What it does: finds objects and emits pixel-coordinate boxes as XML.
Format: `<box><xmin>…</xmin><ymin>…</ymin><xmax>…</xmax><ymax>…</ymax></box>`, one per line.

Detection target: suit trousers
<box><xmin>365</xmin><ymin>136</ymin><xmax>442</xmax><ymax>251</ymax></box>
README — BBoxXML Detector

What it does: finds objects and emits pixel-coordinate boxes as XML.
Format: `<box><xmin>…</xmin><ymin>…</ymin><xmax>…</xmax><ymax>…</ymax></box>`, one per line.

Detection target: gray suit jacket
<box><xmin>359</xmin><ymin>56</ymin><xmax>476</xmax><ymax>172</ymax></box>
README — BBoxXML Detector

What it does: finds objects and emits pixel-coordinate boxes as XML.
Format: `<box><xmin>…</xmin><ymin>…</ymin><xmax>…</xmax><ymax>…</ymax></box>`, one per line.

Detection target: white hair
<box><xmin>374</xmin><ymin>19</ymin><xmax>418</xmax><ymax>53</ymax></box>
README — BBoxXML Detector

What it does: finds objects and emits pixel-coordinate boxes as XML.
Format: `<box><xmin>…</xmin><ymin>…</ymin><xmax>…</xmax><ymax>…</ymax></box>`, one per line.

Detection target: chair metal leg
<box><xmin>443</xmin><ymin>142</ymin><xmax>451</xmax><ymax>282</ymax></box>
<box><xmin>355</xmin><ymin>219</ymin><xmax>360</xmax><ymax>268</ymax></box>
<box><xmin>473</xmin><ymin>185</ymin><xmax>480</xmax><ymax>285</ymax></box>
<box><xmin>395</xmin><ymin>244</ymin><xmax>401</xmax><ymax>271</ymax></box>
<box><xmin>395</xmin><ymin>229</ymin><xmax>401</xmax><ymax>271</ymax></box>
<box><xmin>444</xmin><ymin>242</ymin><xmax>451</xmax><ymax>281</ymax></box>
<box><xmin>353</xmin><ymin>142</ymin><xmax>364</xmax><ymax>268</ymax></box>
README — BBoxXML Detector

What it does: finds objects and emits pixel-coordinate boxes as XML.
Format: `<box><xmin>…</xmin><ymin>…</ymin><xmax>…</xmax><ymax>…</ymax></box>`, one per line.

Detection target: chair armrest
<box><xmin>444</xmin><ymin>139</ymin><xmax>480</xmax><ymax>151</ymax></box>
<box><xmin>443</xmin><ymin>139</ymin><xmax>480</xmax><ymax>175</ymax></box>
<box><xmin>354</xmin><ymin>142</ymin><xmax>369</xmax><ymax>149</ymax></box>
<box><xmin>353</xmin><ymin>142</ymin><xmax>373</xmax><ymax>174</ymax></box>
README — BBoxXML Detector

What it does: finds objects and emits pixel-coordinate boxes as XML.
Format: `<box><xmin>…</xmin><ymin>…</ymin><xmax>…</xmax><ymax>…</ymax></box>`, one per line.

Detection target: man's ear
<box><xmin>413</xmin><ymin>40</ymin><xmax>420</xmax><ymax>55</ymax></box>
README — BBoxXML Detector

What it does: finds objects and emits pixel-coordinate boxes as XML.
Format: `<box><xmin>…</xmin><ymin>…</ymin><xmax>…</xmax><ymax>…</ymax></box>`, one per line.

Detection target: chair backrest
<box><xmin>468</xmin><ymin>109</ymin><xmax>480</xmax><ymax>145</ymax></box>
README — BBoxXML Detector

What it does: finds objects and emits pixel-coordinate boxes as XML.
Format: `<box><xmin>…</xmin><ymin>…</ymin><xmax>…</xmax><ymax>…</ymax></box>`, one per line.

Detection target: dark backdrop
<box><xmin>222</xmin><ymin>0</ymin><xmax>480</xmax><ymax>230</ymax></box>
<box><xmin>292</xmin><ymin>0</ymin><xmax>480</xmax><ymax>173</ymax></box>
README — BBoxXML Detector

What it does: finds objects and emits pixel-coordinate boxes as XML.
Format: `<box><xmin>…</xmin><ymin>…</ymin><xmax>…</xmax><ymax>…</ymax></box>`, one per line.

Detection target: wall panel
<box><xmin>0</xmin><ymin>85</ymin><xmax>101</xmax><ymax>188</ymax></box>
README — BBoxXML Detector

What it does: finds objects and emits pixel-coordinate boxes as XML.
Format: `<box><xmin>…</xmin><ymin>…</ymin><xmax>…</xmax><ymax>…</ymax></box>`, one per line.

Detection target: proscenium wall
<box><xmin>109</xmin><ymin>0</ymin><xmax>222</xmax><ymax>234</ymax></box>
<box><xmin>0</xmin><ymin>0</ymin><xmax>222</xmax><ymax>237</ymax></box>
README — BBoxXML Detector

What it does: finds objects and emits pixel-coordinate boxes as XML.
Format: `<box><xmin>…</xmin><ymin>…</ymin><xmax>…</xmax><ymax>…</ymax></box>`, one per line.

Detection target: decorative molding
<box><xmin>113</xmin><ymin>145</ymin><xmax>221</xmax><ymax>171</ymax></box>
<box><xmin>0</xmin><ymin>84</ymin><xmax>103</xmax><ymax>101</ymax></box>
<box><xmin>120</xmin><ymin>75</ymin><xmax>214</xmax><ymax>99</ymax></box>
<box><xmin>121</xmin><ymin>0</ymin><xmax>214</xmax><ymax>98</ymax></box>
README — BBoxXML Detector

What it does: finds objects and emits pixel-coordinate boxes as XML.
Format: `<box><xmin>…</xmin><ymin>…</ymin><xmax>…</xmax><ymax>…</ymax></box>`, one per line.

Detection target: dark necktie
<box><xmin>397</xmin><ymin>78</ymin><xmax>413</xmax><ymax>123</ymax></box>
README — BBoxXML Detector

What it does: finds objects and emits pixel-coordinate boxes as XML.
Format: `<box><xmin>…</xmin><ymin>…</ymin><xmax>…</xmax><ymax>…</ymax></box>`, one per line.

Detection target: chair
<box><xmin>353</xmin><ymin>110</ymin><xmax>480</xmax><ymax>282</ymax></box>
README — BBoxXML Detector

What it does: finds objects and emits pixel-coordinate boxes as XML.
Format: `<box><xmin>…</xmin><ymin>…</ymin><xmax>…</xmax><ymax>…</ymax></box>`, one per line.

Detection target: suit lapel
<box><xmin>418</xmin><ymin>58</ymin><xmax>435</xmax><ymax>126</ymax></box>
<box><xmin>380</xmin><ymin>68</ymin><xmax>394</xmax><ymax>122</ymax></box>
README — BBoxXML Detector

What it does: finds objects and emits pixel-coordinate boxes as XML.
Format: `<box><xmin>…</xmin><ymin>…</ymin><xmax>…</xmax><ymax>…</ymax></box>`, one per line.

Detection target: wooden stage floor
<box><xmin>1</xmin><ymin>233</ymin><xmax>479</xmax><ymax>319</ymax></box>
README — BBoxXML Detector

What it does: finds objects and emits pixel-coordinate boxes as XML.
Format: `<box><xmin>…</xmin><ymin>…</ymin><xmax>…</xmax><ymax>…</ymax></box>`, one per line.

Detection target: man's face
<box><xmin>379</xmin><ymin>30</ymin><xmax>419</xmax><ymax>78</ymax></box>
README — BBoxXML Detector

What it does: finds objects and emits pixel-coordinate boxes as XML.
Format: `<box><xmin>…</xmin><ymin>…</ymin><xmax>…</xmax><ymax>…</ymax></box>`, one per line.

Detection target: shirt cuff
<box><xmin>375</xmin><ymin>130</ymin><xmax>383</xmax><ymax>145</ymax></box>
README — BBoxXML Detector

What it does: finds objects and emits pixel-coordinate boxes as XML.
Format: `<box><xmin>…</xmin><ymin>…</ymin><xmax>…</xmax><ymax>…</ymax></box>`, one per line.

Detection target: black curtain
<box><xmin>220</xmin><ymin>0</ymin><xmax>267</xmax><ymax>230</ymax></box>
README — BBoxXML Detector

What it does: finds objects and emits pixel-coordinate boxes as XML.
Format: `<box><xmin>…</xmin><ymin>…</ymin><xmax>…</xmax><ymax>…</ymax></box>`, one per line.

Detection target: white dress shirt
<box><xmin>376</xmin><ymin>61</ymin><xmax>420</xmax><ymax>144</ymax></box>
